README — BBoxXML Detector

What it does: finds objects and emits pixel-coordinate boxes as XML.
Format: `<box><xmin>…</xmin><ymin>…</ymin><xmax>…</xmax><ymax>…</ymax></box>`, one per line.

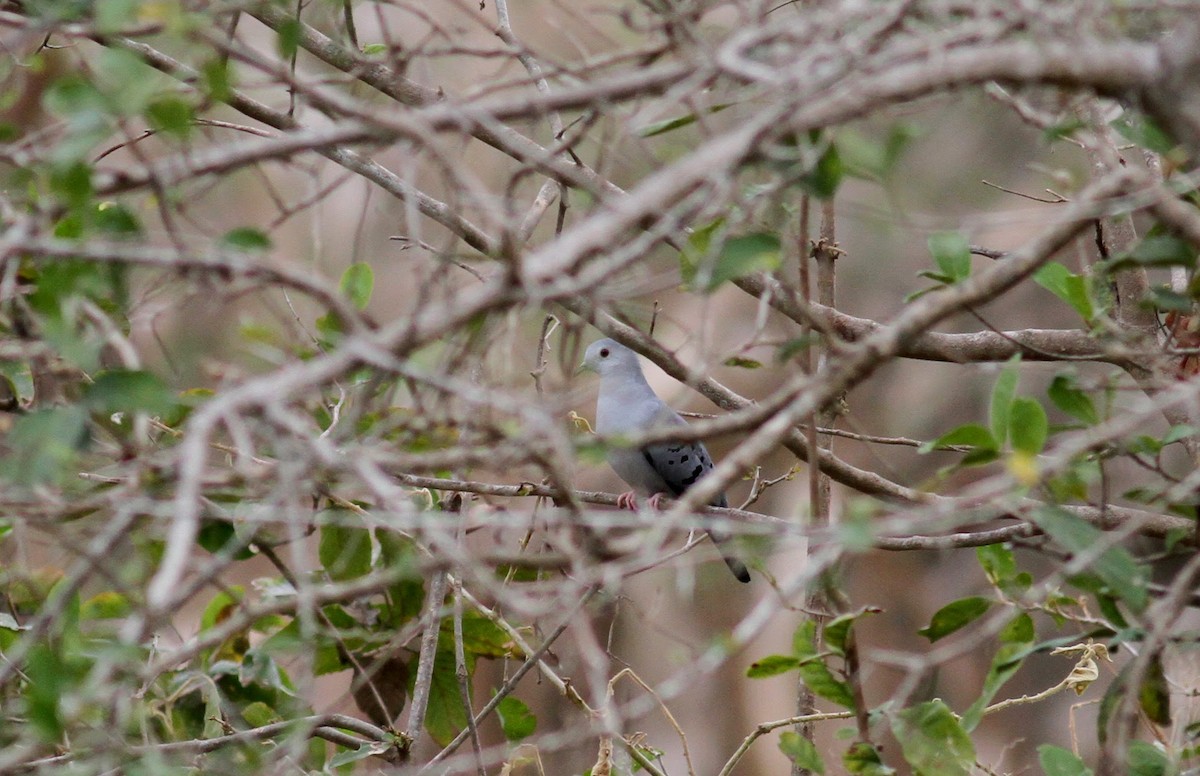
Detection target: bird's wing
<box><xmin>641</xmin><ymin>409</ymin><xmax>727</xmax><ymax>507</ymax></box>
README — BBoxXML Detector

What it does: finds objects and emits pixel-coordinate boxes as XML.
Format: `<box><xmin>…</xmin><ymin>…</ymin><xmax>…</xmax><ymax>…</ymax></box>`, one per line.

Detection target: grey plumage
<box><xmin>582</xmin><ymin>338</ymin><xmax>751</xmax><ymax>583</ymax></box>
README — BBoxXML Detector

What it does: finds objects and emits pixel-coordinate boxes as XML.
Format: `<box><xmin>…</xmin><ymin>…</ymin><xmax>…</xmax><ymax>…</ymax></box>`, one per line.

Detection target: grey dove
<box><xmin>581</xmin><ymin>338</ymin><xmax>751</xmax><ymax>583</ymax></box>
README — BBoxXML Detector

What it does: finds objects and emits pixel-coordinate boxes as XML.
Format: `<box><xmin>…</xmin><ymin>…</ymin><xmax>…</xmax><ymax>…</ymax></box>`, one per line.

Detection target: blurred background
<box><xmin>2</xmin><ymin>0</ymin><xmax>1194</xmax><ymax>773</ymax></box>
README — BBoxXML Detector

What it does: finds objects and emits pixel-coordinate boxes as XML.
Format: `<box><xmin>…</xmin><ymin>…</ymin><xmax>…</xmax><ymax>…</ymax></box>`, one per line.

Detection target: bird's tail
<box><xmin>709</xmin><ymin>531</ymin><xmax>751</xmax><ymax>583</ymax></box>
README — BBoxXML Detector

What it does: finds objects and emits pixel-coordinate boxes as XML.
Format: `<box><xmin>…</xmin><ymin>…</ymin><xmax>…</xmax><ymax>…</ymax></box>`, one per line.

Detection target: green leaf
<box><xmin>362</xmin><ymin>43</ymin><xmax>388</xmax><ymax>55</ymax></box>
<box><xmin>145</xmin><ymin>96</ymin><xmax>194</xmax><ymax>139</ymax></box>
<box><xmin>793</xmin><ymin>620</ymin><xmax>855</xmax><ymax>708</ymax></box>
<box><xmin>0</xmin><ymin>406</ymin><xmax>89</xmax><ymax>486</ymax></box>
<box><xmin>318</xmin><ymin>512</ymin><xmax>373</xmax><ymax>581</ymax></box>
<box><xmin>838</xmin><ymin>124</ymin><xmax>917</xmax><ymax>181</ymax></box>
<box><xmin>329</xmin><ymin>744</ymin><xmax>378</xmax><ymax>767</ymax></box>
<box><xmin>1042</xmin><ymin>118</ymin><xmax>1088</xmax><ymax>144</ymax></box>
<box><xmin>238</xmin><ymin>647</ymin><xmax>297</xmax><ymax>696</ymax></box>
<box><xmin>977</xmin><ymin>545</ymin><xmax>1032</xmax><ymax>596</ymax></box>
<box><xmin>990</xmin><ymin>356</ymin><xmax>1021</xmax><ymax>447</ymax></box>
<box><xmin>918</xmin><ymin>597</ymin><xmax>992</xmax><ymax>642</ymax></box>
<box><xmin>723</xmin><ymin>356</ymin><xmax>762</xmax><ymax>369</ymax></box>
<box><xmin>221</xmin><ymin>227</ymin><xmax>272</xmax><ymax>252</ymax></box>
<box><xmin>43</xmin><ymin>74</ymin><xmax>114</xmax><ymax>161</ymax></box>
<box><xmin>260</xmin><ymin>618</ymin><xmax>340</xmax><ymax>675</ymax></box>
<box><xmin>891</xmin><ymin>700</ymin><xmax>975</xmax><ymax>776</ymax></box>
<box><xmin>680</xmin><ymin>218</ymin><xmax>723</xmax><ymax>286</ymax></box>
<box><xmin>340</xmin><ymin>262</ymin><xmax>374</xmax><ymax>310</ymax></box>
<box><xmin>1111</xmin><ymin>113</ymin><xmax>1177</xmax><ymax>157</ymax></box>
<box><xmin>1096</xmin><ymin>591</ymin><xmax>1130</xmax><ymax>629</ymax></box>
<box><xmin>1034</xmin><ymin>262</ymin><xmax>1094</xmax><ymax>321</ymax></box>
<box><xmin>1146</xmin><ymin>285</ymin><xmax>1194</xmax><ymax>312</ymax></box>
<box><xmin>96</xmin><ymin>49</ymin><xmax>158</xmax><ymax>115</ymax></box>
<box><xmin>1128</xmin><ymin>741</ymin><xmax>1170</xmax><ymax>776</ymax></box>
<box><xmin>1097</xmin><ymin>662</ymin><xmax>1126</xmax><ymax>745</ymax></box>
<box><xmin>961</xmin><ymin>612</ymin><xmax>1035</xmax><ymax>731</ymax></box>
<box><xmin>196</xmin><ymin>519</ymin><xmax>256</xmax><ymax>560</ymax></box>
<box><xmin>630</xmin><ymin>740</ymin><xmax>665</xmax><ymax>772</ymax></box>
<box><xmin>1139</xmin><ymin>653</ymin><xmax>1171</xmax><ymax>727</ymax></box>
<box><xmin>416</xmin><ymin>647</ymin><xmax>469</xmax><ymax>746</ymax></box>
<box><xmin>1048</xmin><ymin>374</ymin><xmax>1098</xmax><ymax>425</ymax></box>
<box><xmin>977</xmin><ymin>543</ymin><xmax>1017</xmax><ymax>589</ymax></box>
<box><xmin>85</xmin><ymin>370</ymin><xmax>175</xmax><ymax>416</ymax></box>
<box><xmin>81</xmin><ymin>591</ymin><xmax>132</xmax><ymax>619</ymax></box>
<box><xmin>1038</xmin><ymin>744</ymin><xmax>1093</xmax><ymax>776</ymax></box>
<box><xmin>27</xmin><ymin>258</ymin><xmax>123</xmax><ymax>322</ymax></box>
<box><xmin>746</xmin><ymin>654</ymin><xmax>801</xmax><ymax>678</ymax></box>
<box><xmin>798</xmin><ymin>139</ymin><xmax>843</xmax><ymax>200</ymax></box>
<box><xmin>497</xmin><ymin>696</ymin><xmax>537</xmax><ymax>741</ymax></box>
<box><xmin>276</xmin><ymin>16</ymin><xmax>301</xmax><ymax>58</ymax></box>
<box><xmin>1162</xmin><ymin>424</ymin><xmax>1199</xmax><ymax>446</ymax></box>
<box><xmin>1010</xmin><ymin>397</ymin><xmax>1048</xmax><ymax>455</ymax></box>
<box><xmin>95</xmin><ymin>0</ymin><xmax>138</xmax><ymax>32</ymax></box>
<box><xmin>824</xmin><ymin>607</ymin><xmax>878</xmax><ymax>657</ymax></box>
<box><xmin>51</xmin><ymin>160</ymin><xmax>95</xmax><ymax>213</ymax></box>
<box><xmin>1031</xmin><ymin>507</ymin><xmax>1148</xmax><ymax>613</ymax></box>
<box><xmin>775</xmin><ymin>335</ymin><xmax>818</xmax><ymax>363</ymax></box>
<box><xmin>25</xmin><ymin>642</ymin><xmax>85</xmax><ymax>741</ymax></box>
<box><xmin>1111</xmin><ymin>233</ymin><xmax>1197</xmax><ymax>269</ymax></box>
<box><xmin>200</xmin><ymin>586</ymin><xmax>243</xmax><ymax>632</ymax></box>
<box><xmin>779</xmin><ymin>732</ymin><xmax>825</xmax><ymax>774</ymax></box>
<box><xmin>94</xmin><ymin>202</ymin><xmax>142</xmax><ymax>236</ymax></box>
<box><xmin>378</xmin><ymin>531</ymin><xmax>425</xmax><ymax>626</ymax></box>
<box><xmin>928</xmin><ymin>232</ymin><xmax>972</xmax><ymax>283</ymax></box>
<box><xmin>241</xmin><ymin>700</ymin><xmax>278</xmax><ymax>728</ymax></box>
<box><xmin>443</xmin><ymin>611</ymin><xmax>520</xmax><ymax>660</ymax></box>
<box><xmin>638</xmin><ymin>102</ymin><xmax>735</xmax><ymax>137</ymax></box>
<box><xmin>919</xmin><ymin>423</ymin><xmax>997</xmax><ymax>455</ymax></box>
<box><xmin>201</xmin><ymin>58</ymin><xmax>232</xmax><ymax>102</ymax></box>
<box><xmin>844</xmin><ymin>742</ymin><xmax>896</xmax><ymax>775</ymax></box>
<box><xmin>687</xmin><ymin>232</ymin><xmax>782</xmax><ymax>292</ymax></box>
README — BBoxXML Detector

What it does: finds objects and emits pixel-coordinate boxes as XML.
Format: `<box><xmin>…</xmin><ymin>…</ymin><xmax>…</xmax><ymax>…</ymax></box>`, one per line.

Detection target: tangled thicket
<box><xmin>2</xmin><ymin>1</ymin><xmax>1200</xmax><ymax>774</ymax></box>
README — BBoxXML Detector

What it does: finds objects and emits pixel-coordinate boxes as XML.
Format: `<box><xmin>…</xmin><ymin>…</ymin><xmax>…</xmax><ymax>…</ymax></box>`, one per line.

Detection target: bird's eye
<box><xmin>599</xmin><ymin>348</ymin><xmax>610</xmax><ymax>358</ymax></box>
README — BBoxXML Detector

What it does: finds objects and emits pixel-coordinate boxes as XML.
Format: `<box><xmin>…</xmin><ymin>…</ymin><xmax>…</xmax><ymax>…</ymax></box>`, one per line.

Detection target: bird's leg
<box><xmin>616</xmin><ymin>491</ymin><xmax>639</xmax><ymax>510</ymax></box>
<box><xmin>647</xmin><ymin>493</ymin><xmax>666</xmax><ymax>510</ymax></box>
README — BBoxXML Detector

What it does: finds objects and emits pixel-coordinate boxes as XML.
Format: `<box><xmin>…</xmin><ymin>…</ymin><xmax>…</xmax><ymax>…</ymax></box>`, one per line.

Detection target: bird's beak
<box><xmin>575</xmin><ymin>361</ymin><xmax>589</xmax><ymax>376</ymax></box>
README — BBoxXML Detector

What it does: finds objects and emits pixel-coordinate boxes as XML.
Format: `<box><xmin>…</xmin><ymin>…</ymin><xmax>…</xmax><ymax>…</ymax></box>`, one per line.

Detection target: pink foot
<box><xmin>647</xmin><ymin>493</ymin><xmax>666</xmax><ymax>510</ymax></box>
<box><xmin>616</xmin><ymin>491</ymin><xmax>639</xmax><ymax>510</ymax></box>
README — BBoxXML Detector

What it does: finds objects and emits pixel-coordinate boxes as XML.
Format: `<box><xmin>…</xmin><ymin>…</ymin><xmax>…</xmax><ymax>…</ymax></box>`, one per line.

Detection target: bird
<box><xmin>581</xmin><ymin>337</ymin><xmax>751</xmax><ymax>583</ymax></box>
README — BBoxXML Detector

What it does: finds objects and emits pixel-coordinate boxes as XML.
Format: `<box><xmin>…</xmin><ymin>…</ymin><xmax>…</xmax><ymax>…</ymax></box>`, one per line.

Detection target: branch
<box><xmin>424</xmin><ymin>587</ymin><xmax>597</xmax><ymax>768</ymax></box>
<box><xmin>13</xmin><ymin>714</ymin><xmax>389</xmax><ymax>771</ymax></box>
<box><xmin>106</xmin><ymin>35</ymin><xmax>501</xmax><ymax>256</ymax></box>
<box><xmin>402</xmin><ymin>570</ymin><xmax>448</xmax><ymax>752</ymax></box>
<box><xmin>657</xmin><ymin>170</ymin><xmax>1137</xmax><ymax>520</ymax></box>
<box><xmin>246</xmin><ymin>5</ymin><xmax>628</xmax><ymax>201</ymax></box>
<box><xmin>736</xmin><ymin>273</ymin><xmax>1123</xmax><ymax>364</ymax></box>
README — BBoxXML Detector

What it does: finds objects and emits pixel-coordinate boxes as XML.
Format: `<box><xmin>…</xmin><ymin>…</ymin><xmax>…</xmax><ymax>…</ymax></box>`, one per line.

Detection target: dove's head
<box><xmin>581</xmin><ymin>338</ymin><xmax>642</xmax><ymax>378</ymax></box>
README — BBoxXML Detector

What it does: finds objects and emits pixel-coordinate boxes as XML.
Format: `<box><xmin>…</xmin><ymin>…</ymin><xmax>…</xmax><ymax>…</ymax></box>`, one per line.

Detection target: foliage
<box><xmin>0</xmin><ymin>1</ymin><xmax>1198</xmax><ymax>775</ymax></box>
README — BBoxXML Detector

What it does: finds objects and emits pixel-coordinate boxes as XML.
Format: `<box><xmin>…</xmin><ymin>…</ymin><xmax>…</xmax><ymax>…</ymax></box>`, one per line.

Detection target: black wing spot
<box><xmin>682</xmin><ymin>464</ymin><xmax>704</xmax><ymax>486</ymax></box>
<box><xmin>644</xmin><ymin>449</ymin><xmax>684</xmax><ymax>495</ymax></box>
<box><xmin>668</xmin><ymin>445</ymin><xmax>683</xmax><ymax>452</ymax></box>
<box><xmin>681</xmin><ymin>454</ymin><xmax>690</xmax><ymax>462</ymax></box>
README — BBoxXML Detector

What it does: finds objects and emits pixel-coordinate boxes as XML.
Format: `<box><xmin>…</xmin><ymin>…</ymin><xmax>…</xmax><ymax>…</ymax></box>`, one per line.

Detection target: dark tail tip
<box><xmin>724</xmin><ymin>555</ymin><xmax>751</xmax><ymax>583</ymax></box>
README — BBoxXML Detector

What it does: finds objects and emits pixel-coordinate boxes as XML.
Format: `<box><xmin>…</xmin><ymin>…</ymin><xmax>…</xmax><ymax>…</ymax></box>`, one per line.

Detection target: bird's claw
<box><xmin>647</xmin><ymin>493</ymin><xmax>665</xmax><ymax>510</ymax></box>
<box><xmin>616</xmin><ymin>491</ymin><xmax>638</xmax><ymax>510</ymax></box>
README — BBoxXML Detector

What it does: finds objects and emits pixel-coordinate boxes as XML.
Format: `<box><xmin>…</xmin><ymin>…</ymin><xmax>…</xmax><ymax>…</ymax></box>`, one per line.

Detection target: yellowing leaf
<box><xmin>1007</xmin><ymin>451</ymin><xmax>1040</xmax><ymax>486</ymax></box>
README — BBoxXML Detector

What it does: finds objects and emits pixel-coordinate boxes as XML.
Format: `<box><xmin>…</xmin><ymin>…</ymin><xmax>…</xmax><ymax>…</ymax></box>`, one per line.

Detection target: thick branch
<box><xmin>736</xmin><ymin>273</ymin><xmax>1122</xmax><ymax>363</ymax></box>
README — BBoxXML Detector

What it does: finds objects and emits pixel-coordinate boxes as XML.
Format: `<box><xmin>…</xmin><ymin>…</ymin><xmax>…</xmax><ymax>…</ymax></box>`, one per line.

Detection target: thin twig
<box><xmin>452</xmin><ymin>579</ymin><xmax>487</xmax><ymax>776</ymax></box>
<box><xmin>403</xmin><ymin>571</ymin><xmax>449</xmax><ymax>751</ymax></box>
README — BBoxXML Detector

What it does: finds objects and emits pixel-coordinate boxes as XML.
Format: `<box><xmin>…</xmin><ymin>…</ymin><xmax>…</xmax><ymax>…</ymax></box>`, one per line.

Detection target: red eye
<box><xmin>600</xmin><ymin>348</ymin><xmax>610</xmax><ymax>357</ymax></box>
